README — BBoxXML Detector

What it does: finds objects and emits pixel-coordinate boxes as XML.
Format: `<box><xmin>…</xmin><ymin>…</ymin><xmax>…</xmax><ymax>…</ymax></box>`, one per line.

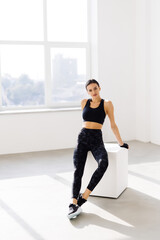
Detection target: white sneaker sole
<box><xmin>67</xmin><ymin>207</ymin><xmax>82</xmax><ymax>219</ymax></box>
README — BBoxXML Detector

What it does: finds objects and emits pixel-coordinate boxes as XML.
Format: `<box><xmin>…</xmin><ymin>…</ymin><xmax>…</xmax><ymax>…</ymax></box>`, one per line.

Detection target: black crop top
<box><xmin>82</xmin><ymin>98</ymin><xmax>106</xmax><ymax>125</ymax></box>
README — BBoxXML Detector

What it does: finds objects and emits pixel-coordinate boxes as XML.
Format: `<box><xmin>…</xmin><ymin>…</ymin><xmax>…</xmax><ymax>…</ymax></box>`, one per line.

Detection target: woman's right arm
<box><xmin>81</xmin><ymin>99</ymin><xmax>87</xmax><ymax>110</ymax></box>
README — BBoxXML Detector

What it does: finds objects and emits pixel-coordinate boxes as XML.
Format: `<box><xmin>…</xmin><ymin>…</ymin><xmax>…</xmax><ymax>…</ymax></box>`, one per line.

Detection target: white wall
<box><xmin>135</xmin><ymin>0</ymin><xmax>160</xmax><ymax>145</ymax></box>
<box><xmin>0</xmin><ymin>110</ymin><xmax>83</xmax><ymax>155</ymax></box>
<box><xmin>96</xmin><ymin>0</ymin><xmax>136</xmax><ymax>143</ymax></box>
<box><xmin>135</xmin><ymin>0</ymin><xmax>151</xmax><ymax>142</ymax></box>
<box><xmin>97</xmin><ymin>0</ymin><xmax>160</xmax><ymax>145</ymax></box>
<box><xmin>150</xmin><ymin>0</ymin><xmax>160</xmax><ymax>145</ymax></box>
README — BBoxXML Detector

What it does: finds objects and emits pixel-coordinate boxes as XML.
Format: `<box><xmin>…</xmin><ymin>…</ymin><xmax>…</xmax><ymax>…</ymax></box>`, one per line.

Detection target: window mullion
<box><xmin>86</xmin><ymin>44</ymin><xmax>91</xmax><ymax>81</ymax></box>
<box><xmin>44</xmin><ymin>44</ymin><xmax>52</xmax><ymax>107</ymax></box>
<box><xmin>43</xmin><ymin>0</ymin><xmax>52</xmax><ymax>107</ymax></box>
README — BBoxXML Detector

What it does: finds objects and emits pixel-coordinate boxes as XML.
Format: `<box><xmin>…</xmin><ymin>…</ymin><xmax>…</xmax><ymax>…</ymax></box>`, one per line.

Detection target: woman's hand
<box><xmin>119</xmin><ymin>143</ymin><xmax>129</xmax><ymax>149</ymax></box>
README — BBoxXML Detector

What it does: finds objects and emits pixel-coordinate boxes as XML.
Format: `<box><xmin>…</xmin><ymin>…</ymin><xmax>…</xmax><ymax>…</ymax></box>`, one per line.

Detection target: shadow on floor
<box><xmin>69</xmin><ymin>187</ymin><xmax>160</xmax><ymax>240</ymax></box>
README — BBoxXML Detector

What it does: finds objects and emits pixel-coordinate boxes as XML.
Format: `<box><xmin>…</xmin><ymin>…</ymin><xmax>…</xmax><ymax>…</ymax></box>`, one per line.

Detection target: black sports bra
<box><xmin>82</xmin><ymin>98</ymin><xmax>106</xmax><ymax>125</ymax></box>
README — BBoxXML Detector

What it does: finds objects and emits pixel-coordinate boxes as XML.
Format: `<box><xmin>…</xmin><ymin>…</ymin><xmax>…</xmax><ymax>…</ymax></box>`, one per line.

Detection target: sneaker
<box><xmin>67</xmin><ymin>203</ymin><xmax>82</xmax><ymax>219</ymax></box>
<box><xmin>77</xmin><ymin>193</ymin><xmax>87</xmax><ymax>206</ymax></box>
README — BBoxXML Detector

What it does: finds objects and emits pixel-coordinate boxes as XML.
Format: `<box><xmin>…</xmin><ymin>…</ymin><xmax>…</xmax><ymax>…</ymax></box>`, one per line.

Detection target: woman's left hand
<box><xmin>119</xmin><ymin>143</ymin><xmax>129</xmax><ymax>149</ymax></box>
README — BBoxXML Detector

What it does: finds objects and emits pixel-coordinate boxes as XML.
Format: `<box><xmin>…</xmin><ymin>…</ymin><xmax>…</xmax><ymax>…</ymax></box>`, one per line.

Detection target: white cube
<box><xmin>81</xmin><ymin>143</ymin><xmax>128</xmax><ymax>198</ymax></box>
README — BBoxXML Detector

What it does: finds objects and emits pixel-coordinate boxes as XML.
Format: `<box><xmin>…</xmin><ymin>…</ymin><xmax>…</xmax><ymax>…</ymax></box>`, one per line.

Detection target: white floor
<box><xmin>0</xmin><ymin>140</ymin><xmax>160</xmax><ymax>240</ymax></box>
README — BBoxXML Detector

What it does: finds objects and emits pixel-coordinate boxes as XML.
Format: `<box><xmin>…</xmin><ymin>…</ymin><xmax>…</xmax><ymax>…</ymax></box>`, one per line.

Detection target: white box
<box><xmin>81</xmin><ymin>143</ymin><xmax>128</xmax><ymax>198</ymax></box>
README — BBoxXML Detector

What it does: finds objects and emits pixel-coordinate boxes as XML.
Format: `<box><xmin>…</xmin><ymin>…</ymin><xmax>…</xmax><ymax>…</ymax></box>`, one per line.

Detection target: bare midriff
<box><xmin>83</xmin><ymin>121</ymin><xmax>103</xmax><ymax>130</ymax></box>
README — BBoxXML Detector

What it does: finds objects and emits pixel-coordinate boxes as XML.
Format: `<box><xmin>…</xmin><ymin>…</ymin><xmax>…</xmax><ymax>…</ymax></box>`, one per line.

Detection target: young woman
<box><xmin>67</xmin><ymin>79</ymin><xmax>129</xmax><ymax>219</ymax></box>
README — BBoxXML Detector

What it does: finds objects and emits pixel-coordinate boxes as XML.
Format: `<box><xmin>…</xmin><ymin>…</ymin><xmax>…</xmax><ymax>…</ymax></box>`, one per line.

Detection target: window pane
<box><xmin>51</xmin><ymin>48</ymin><xmax>87</xmax><ymax>103</ymax></box>
<box><xmin>47</xmin><ymin>0</ymin><xmax>87</xmax><ymax>42</ymax></box>
<box><xmin>0</xmin><ymin>0</ymin><xmax>43</xmax><ymax>41</ymax></box>
<box><xmin>0</xmin><ymin>45</ymin><xmax>45</xmax><ymax>106</ymax></box>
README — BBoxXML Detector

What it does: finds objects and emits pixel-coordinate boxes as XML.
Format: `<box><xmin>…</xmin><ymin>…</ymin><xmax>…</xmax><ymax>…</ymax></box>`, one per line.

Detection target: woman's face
<box><xmin>86</xmin><ymin>83</ymin><xmax>101</xmax><ymax>98</ymax></box>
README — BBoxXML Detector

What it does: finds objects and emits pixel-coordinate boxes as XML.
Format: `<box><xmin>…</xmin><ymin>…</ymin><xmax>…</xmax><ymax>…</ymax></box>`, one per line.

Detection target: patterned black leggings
<box><xmin>72</xmin><ymin>128</ymin><xmax>109</xmax><ymax>199</ymax></box>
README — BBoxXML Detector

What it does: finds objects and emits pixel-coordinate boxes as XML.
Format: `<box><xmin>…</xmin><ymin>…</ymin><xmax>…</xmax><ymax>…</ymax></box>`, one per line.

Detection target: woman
<box><xmin>67</xmin><ymin>79</ymin><xmax>129</xmax><ymax>219</ymax></box>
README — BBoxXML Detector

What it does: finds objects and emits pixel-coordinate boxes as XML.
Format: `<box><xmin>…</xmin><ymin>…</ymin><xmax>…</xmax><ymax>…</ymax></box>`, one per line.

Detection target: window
<box><xmin>1</xmin><ymin>45</ymin><xmax>45</xmax><ymax>107</ymax></box>
<box><xmin>0</xmin><ymin>0</ymin><xmax>89</xmax><ymax>110</ymax></box>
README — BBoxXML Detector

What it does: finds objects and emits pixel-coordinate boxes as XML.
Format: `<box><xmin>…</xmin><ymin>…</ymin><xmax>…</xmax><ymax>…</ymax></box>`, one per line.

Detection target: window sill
<box><xmin>0</xmin><ymin>107</ymin><xmax>81</xmax><ymax>115</ymax></box>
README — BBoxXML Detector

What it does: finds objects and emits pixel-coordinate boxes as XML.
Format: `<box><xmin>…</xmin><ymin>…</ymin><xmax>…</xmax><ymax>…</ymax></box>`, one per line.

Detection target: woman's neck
<box><xmin>91</xmin><ymin>96</ymin><xmax>101</xmax><ymax>103</ymax></box>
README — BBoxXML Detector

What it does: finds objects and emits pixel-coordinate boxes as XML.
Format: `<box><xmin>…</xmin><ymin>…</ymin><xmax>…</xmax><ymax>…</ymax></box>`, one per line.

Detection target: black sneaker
<box><xmin>77</xmin><ymin>193</ymin><xmax>87</xmax><ymax>206</ymax></box>
<box><xmin>67</xmin><ymin>203</ymin><xmax>82</xmax><ymax>219</ymax></box>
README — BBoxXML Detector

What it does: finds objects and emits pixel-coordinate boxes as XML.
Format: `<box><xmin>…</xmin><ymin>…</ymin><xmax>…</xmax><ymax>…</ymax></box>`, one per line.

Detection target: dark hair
<box><xmin>85</xmin><ymin>79</ymin><xmax>100</xmax><ymax>90</ymax></box>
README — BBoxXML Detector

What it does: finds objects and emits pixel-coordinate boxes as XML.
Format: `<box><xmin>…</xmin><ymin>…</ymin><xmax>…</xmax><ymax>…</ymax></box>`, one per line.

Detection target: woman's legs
<box><xmin>71</xmin><ymin>128</ymin><xmax>108</xmax><ymax>204</ymax></box>
<box><xmin>86</xmin><ymin>142</ymin><xmax>109</xmax><ymax>193</ymax></box>
<box><xmin>77</xmin><ymin>142</ymin><xmax>108</xmax><ymax>203</ymax></box>
<box><xmin>72</xmin><ymin>141</ymin><xmax>88</xmax><ymax>203</ymax></box>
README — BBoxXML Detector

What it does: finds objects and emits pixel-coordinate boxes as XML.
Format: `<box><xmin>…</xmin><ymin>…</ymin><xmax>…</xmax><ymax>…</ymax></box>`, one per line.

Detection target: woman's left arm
<box><xmin>104</xmin><ymin>101</ymin><xmax>129</xmax><ymax>149</ymax></box>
